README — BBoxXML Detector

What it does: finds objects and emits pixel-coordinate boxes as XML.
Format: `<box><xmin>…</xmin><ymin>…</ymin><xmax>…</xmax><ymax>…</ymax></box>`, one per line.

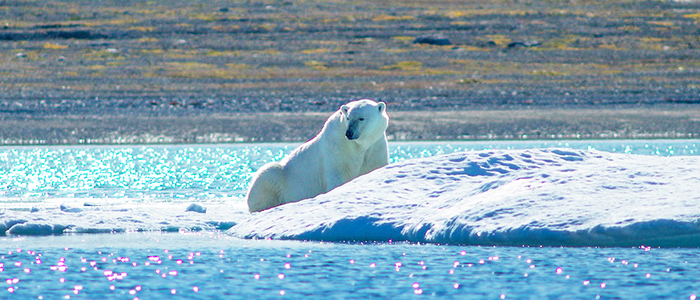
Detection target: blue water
<box><xmin>1</xmin><ymin>139</ymin><xmax>699</xmax><ymax>299</ymax></box>
<box><xmin>2</xmin><ymin>234</ymin><xmax>700</xmax><ymax>299</ymax></box>
<box><xmin>1</xmin><ymin>140</ymin><xmax>697</xmax><ymax>203</ymax></box>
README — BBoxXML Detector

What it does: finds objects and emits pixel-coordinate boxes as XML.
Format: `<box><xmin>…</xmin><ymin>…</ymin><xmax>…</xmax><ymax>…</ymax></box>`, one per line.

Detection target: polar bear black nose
<box><xmin>345</xmin><ymin>129</ymin><xmax>357</xmax><ymax>140</ymax></box>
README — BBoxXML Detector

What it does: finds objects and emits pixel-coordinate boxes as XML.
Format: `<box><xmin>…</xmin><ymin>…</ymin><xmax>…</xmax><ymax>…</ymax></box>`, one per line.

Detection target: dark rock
<box><xmin>32</xmin><ymin>23</ymin><xmax>82</xmax><ymax>29</ymax></box>
<box><xmin>507</xmin><ymin>40</ymin><xmax>541</xmax><ymax>49</ymax></box>
<box><xmin>413</xmin><ymin>34</ymin><xmax>451</xmax><ymax>46</ymax></box>
<box><xmin>665</xmin><ymin>98</ymin><xmax>700</xmax><ymax>104</ymax></box>
<box><xmin>0</xmin><ymin>29</ymin><xmax>108</xmax><ymax>41</ymax></box>
<box><xmin>47</xmin><ymin>29</ymin><xmax>105</xmax><ymax>40</ymax></box>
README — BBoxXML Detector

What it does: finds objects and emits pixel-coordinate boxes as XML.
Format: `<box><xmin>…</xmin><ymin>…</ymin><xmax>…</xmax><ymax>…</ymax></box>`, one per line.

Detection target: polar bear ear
<box><xmin>341</xmin><ymin>105</ymin><xmax>349</xmax><ymax>115</ymax></box>
<box><xmin>378</xmin><ymin>102</ymin><xmax>386</xmax><ymax>113</ymax></box>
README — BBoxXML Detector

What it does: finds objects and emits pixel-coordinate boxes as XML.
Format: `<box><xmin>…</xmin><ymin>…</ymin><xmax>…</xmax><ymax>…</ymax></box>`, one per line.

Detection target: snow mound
<box><xmin>228</xmin><ymin>149</ymin><xmax>700</xmax><ymax>247</ymax></box>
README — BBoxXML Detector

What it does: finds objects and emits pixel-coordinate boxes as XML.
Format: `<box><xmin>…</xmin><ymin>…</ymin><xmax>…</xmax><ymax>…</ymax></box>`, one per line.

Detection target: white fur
<box><xmin>246</xmin><ymin>99</ymin><xmax>389</xmax><ymax>212</ymax></box>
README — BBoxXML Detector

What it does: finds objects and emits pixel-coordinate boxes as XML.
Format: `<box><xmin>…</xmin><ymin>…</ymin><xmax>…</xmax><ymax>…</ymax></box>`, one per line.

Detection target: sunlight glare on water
<box><xmin>1</xmin><ymin>234</ymin><xmax>700</xmax><ymax>299</ymax></box>
<box><xmin>0</xmin><ymin>140</ymin><xmax>697</xmax><ymax>206</ymax></box>
<box><xmin>0</xmin><ymin>145</ymin><xmax>292</xmax><ymax>202</ymax></box>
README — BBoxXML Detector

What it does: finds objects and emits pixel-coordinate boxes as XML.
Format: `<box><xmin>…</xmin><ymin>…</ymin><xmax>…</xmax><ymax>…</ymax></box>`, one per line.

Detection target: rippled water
<box><xmin>2</xmin><ymin>233</ymin><xmax>699</xmax><ymax>299</ymax></box>
<box><xmin>1</xmin><ymin>140</ymin><xmax>697</xmax><ymax>204</ymax></box>
<box><xmin>1</xmin><ymin>140</ymin><xmax>699</xmax><ymax>299</ymax></box>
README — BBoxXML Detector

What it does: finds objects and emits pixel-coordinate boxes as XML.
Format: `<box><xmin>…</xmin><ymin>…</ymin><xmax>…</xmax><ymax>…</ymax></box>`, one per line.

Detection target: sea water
<box><xmin>1</xmin><ymin>140</ymin><xmax>699</xmax><ymax>299</ymax></box>
<box><xmin>2</xmin><ymin>233</ymin><xmax>700</xmax><ymax>299</ymax></box>
<box><xmin>1</xmin><ymin>140</ymin><xmax>696</xmax><ymax>204</ymax></box>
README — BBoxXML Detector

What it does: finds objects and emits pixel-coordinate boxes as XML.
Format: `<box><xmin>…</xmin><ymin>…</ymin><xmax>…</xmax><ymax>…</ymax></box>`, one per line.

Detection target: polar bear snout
<box><xmin>345</xmin><ymin>120</ymin><xmax>361</xmax><ymax>140</ymax></box>
<box><xmin>345</xmin><ymin>128</ymin><xmax>358</xmax><ymax>140</ymax></box>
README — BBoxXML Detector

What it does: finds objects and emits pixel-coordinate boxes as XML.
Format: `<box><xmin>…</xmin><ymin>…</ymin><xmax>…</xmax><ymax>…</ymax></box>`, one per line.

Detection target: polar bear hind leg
<box><xmin>246</xmin><ymin>163</ymin><xmax>286</xmax><ymax>212</ymax></box>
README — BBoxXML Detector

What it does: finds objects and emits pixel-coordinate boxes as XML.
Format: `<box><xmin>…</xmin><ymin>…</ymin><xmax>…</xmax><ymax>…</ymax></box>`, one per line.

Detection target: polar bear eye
<box><xmin>359</xmin><ymin>118</ymin><xmax>365</xmax><ymax>121</ymax></box>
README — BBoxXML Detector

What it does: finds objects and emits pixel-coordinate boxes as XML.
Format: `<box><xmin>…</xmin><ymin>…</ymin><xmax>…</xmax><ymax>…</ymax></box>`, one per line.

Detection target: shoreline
<box><xmin>1</xmin><ymin>107</ymin><xmax>699</xmax><ymax>146</ymax></box>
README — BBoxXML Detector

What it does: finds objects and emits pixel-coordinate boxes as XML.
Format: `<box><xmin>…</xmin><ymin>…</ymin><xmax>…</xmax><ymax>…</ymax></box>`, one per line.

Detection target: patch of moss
<box><xmin>372</xmin><ymin>14</ymin><xmax>415</xmax><ymax>22</ymax></box>
<box><xmin>301</xmin><ymin>48</ymin><xmax>331</xmax><ymax>54</ymax></box>
<box><xmin>381</xmin><ymin>61</ymin><xmax>422</xmax><ymax>71</ymax></box>
<box><xmin>598</xmin><ymin>44</ymin><xmax>625</xmax><ymax>50</ymax></box>
<box><xmin>383</xmin><ymin>48</ymin><xmax>409</xmax><ymax>53</ymax></box>
<box><xmin>205</xmin><ymin>50</ymin><xmax>240</xmax><ymax>57</ymax></box>
<box><xmin>252</xmin><ymin>49</ymin><xmax>281</xmax><ymax>55</ymax></box>
<box><xmin>304</xmin><ymin>60</ymin><xmax>328</xmax><ymax>70</ymax></box>
<box><xmin>190</xmin><ymin>13</ymin><xmax>229</xmax><ymax>22</ymax></box>
<box><xmin>140</xmin><ymin>49</ymin><xmax>164</xmax><ymax>54</ymax></box>
<box><xmin>539</xmin><ymin>35</ymin><xmax>588</xmax><ymax>51</ymax></box>
<box><xmin>43</xmin><ymin>43</ymin><xmax>68</xmax><ymax>50</ymax></box>
<box><xmin>138</xmin><ymin>37</ymin><xmax>159</xmax><ymax>43</ymax></box>
<box><xmin>391</xmin><ymin>36</ymin><xmax>414</xmax><ymax>43</ymax></box>
<box><xmin>128</xmin><ymin>26</ymin><xmax>155</xmax><ymax>32</ymax></box>
<box><xmin>225</xmin><ymin>63</ymin><xmax>250</xmax><ymax>70</ymax></box>
<box><xmin>480</xmin><ymin>35</ymin><xmax>511</xmax><ymax>47</ymax></box>
<box><xmin>457</xmin><ymin>78</ymin><xmax>481</xmax><ymax>85</ymax></box>
<box><xmin>617</xmin><ymin>26</ymin><xmax>641</xmax><ymax>32</ymax></box>
<box><xmin>83</xmin><ymin>49</ymin><xmax>125</xmax><ymax>60</ymax></box>
<box><xmin>87</xmin><ymin>65</ymin><xmax>107</xmax><ymax>70</ymax></box>
<box><xmin>444</xmin><ymin>9</ymin><xmax>531</xmax><ymax>18</ymax></box>
<box><xmin>455</xmin><ymin>46</ymin><xmax>491</xmax><ymax>52</ymax></box>
<box><xmin>256</xmin><ymin>23</ymin><xmax>276</xmax><ymax>32</ymax></box>
<box><xmin>532</xmin><ymin>70</ymin><xmax>568</xmax><ymax>76</ymax></box>
<box><xmin>648</xmin><ymin>21</ymin><xmax>675</xmax><ymax>27</ymax></box>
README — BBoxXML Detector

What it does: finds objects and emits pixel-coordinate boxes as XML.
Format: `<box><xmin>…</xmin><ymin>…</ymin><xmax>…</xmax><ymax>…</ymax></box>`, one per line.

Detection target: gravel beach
<box><xmin>1</xmin><ymin>0</ymin><xmax>699</xmax><ymax>144</ymax></box>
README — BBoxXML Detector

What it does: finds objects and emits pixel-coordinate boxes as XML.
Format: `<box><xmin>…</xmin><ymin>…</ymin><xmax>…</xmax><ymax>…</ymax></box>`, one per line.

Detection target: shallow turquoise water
<box><xmin>1</xmin><ymin>140</ymin><xmax>697</xmax><ymax>204</ymax></box>
<box><xmin>1</xmin><ymin>140</ymin><xmax>699</xmax><ymax>299</ymax></box>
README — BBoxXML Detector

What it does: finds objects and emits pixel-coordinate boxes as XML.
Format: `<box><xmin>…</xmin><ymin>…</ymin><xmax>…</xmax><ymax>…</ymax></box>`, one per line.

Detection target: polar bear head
<box><xmin>340</xmin><ymin>99</ymin><xmax>389</xmax><ymax>145</ymax></box>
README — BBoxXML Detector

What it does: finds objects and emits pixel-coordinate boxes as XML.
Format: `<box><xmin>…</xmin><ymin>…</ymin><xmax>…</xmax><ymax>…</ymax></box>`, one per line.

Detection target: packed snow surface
<box><xmin>228</xmin><ymin>149</ymin><xmax>700</xmax><ymax>247</ymax></box>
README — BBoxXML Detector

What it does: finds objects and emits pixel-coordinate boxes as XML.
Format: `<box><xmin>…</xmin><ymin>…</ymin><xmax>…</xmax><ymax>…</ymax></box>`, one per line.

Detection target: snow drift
<box><xmin>228</xmin><ymin>149</ymin><xmax>700</xmax><ymax>247</ymax></box>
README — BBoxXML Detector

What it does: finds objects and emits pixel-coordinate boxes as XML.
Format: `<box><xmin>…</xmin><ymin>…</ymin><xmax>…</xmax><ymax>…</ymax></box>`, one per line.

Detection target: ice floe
<box><xmin>3</xmin><ymin>147</ymin><xmax>700</xmax><ymax>247</ymax></box>
<box><xmin>1</xmin><ymin>202</ymin><xmax>245</xmax><ymax>236</ymax></box>
<box><xmin>228</xmin><ymin>149</ymin><xmax>700</xmax><ymax>247</ymax></box>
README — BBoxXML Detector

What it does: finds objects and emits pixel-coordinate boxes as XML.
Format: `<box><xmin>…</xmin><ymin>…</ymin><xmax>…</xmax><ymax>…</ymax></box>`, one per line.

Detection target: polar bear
<box><xmin>246</xmin><ymin>99</ymin><xmax>389</xmax><ymax>212</ymax></box>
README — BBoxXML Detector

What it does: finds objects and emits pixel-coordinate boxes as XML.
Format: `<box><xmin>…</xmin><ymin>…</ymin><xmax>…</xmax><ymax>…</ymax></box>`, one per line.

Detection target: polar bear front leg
<box><xmin>320</xmin><ymin>151</ymin><xmax>357</xmax><ymax>192</ymax></box>
<box><xmin>323</xmin><ymin>166</ymin><xmax>350</xmax><ymax>192</ymax></box>
<box><xmin>360</xmin><ymin>137</ymin><xmax>389</xmax><ymax>175</ymax></box>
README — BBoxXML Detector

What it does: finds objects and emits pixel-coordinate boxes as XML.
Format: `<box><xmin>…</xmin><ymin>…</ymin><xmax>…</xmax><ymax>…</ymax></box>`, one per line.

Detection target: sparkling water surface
<box><xmin>1</xmin><ymin>139</ymin><xmax>700</xmax><ymax>299</ymax></box>
<box><xmin>1</xmin><ymin>140</ymin><xmax>697</xmax><ymax>204</ymax></box>
<box><xmin>2</xmin><ymin>233</ymin><xmax>700</xmax><ymax>299</ymax></box>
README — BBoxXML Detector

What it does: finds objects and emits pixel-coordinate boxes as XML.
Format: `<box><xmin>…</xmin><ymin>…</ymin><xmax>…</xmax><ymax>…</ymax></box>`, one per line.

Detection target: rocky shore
<box><xmin>1</xmin><ymin>0</ymin><xmax>699</xmax><ymax>144</ymax></box>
